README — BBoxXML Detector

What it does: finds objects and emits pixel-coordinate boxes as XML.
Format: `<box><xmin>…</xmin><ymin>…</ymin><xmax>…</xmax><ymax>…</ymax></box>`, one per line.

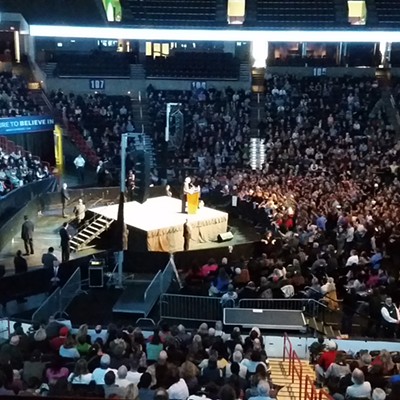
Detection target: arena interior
<box><xmin>0</xmin><ymin>1</ymin><xmax>400</xmax><ymax>399</ymax></box>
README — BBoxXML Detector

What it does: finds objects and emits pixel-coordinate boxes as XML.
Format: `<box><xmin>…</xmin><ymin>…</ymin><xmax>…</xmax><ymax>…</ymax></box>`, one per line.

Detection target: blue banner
<box><xmin>0</xmin><ymin>116</ymin><xmax>55</xmax><ymax>135</ymax></box>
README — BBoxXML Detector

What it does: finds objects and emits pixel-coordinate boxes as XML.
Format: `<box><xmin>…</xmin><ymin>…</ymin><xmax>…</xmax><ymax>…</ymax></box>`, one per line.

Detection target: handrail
<box><xmin>292</xmin><ymin>350</ymin><xmax>303</xmax><ymax>400</ymax></box>
<box><xmin>144</xmin><ymin>270</ymin><xmax>162</xmax><ymax>302</ymax></box>
<box><xmin>304</xmin><ymin>285</ymin><xmax>382</xmax><ymax>326</ymax></box>
<box><xmin>304</xmin><ymin>375</ymin><xmax>317</xmax><ymax>400</ymax></box>
<box><xmin>319</xmin><ymin>389</ymin><xmax>334</xmax><ymax>400</ymax></box>
<box><xmin>304</xmin><ymin>286</ymin><xmax>341</xmax><ymax>305</ymax></box>
<box><xmin>283</xmin><ymin>333</ymin><xmax>293</xmax><ymax>375</ymax></box>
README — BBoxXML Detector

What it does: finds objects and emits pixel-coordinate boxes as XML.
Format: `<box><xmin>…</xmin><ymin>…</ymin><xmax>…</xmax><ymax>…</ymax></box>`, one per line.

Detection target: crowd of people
<box><xmin>0</xmin><ymin>148</ymin><xmax>51</xmax><ymax>196</ymax></box>
<box><xmin>0</xmin><ymin>72</ymin><xmax>52</xmax><ymax>196</ymax></box>
<box><xmin>311</xmin><ymin>339</ymin><xmax>399</xmax><ymax>400</ymax></box>
<box><xmin>147</xmin><ymin>85</ymin><xmax>252</xmax><ymax>184</ymax></box>
<box><xmin>0</xmin><ymin>320</ymin><xmax>282</xmax><ymax>400</ymax></box>
<box><xmin>50</xmin><ymin>91</ymin><xmax>136</xmax><ymax>186</ymax></box>
<box><xmin>0</xmin><ymin>72</ymin><xmax>44</xmax><ymax>118</ymax></box>
<box><xmin>177</xmin><ymin>76</ymin><xmax>400</xmax><ymax>340</ymax></box>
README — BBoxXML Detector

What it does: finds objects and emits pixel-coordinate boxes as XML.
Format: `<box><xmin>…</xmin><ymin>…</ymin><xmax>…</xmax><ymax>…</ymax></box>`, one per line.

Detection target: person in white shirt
<box><xmin>372</xmin><ymin>388</ymin><xmax>386</xmax><ymax>400</ymax></box>
<box><xmin>91</xmin><ymin>325</ymin><xmax>108</xmax><ymax>344</ymax></box>
<box><xmin>345</xmin><ymin>369</ymin><xmax>371</xmax><ymax>399</ymax></box>
<box><xmin>168</xmin><ymin>376</ymin><xmax>189</xmax><ymax>400</ymax></box>
<box><xmin>225</xmin><ymin>351</ymin><xmax>248</xmax><ymax>379</ymax></box>
<box><xmin>73</xmin><ymin>154</ymin><xmax>86</xmax><ymax>184</ymax></box>
<box><xmin>115</xmin><ymin>366</ymin><xmax>131</xmax><ymax>388</ymax></box>
<box><xmin>68</xmin><ymin>359</ymin><xmax>92</xmax><ymax>385</ymax></box>
<box><xmin>346</xmin><ymin>250</ymin><xmax>359</xmax><ymax>267</ymax></box>
<box><xmin>92</xmin><ymin>354</ymin><xmax>117</xmax><ymax>385</ymax></box>
<box><xmin>126</xmin><ymin>359</ymin><xmax>142</xmax><ymax>385</ymax></box>
<box><xmin>381</xmin><ymin>296</ymin><xmax>400</xmax><ymax>338</ymax></box>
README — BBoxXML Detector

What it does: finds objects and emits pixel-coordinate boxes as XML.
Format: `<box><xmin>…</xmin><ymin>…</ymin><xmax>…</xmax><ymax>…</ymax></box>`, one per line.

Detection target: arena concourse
<box><xmin>0</xmin><ymin>1</ymin><xmax>400</xmax><ymax>400</ymax></box>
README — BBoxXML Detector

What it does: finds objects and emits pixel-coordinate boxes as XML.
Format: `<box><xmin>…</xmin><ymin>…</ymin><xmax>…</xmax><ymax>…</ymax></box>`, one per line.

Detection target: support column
<box><xmin>14</xmin><ymin>31</ymin><xmax>21</xmax><ymax>63</ymax></box>
<box><xmin>301</xmin><ymin>42</ymin><xmax>307</xmax><ymax>57</ymax></box>
<box><xmin>337</xmin><ymin>42</ymin><xmax>343</xmax><ymax>66</ymax></box>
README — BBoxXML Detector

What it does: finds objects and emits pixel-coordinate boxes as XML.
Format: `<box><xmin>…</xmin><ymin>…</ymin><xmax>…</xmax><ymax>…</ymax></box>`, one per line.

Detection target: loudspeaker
<box><xmin>217</xmin><ymin>232</ymin><xmax>234</xmax><ymax>242</ymax></box>
<box><xmin>89</xmin><ymin>267</ymin><xmax>104</xmax><ymax>288</ymax></box>
<box><xmin>133</xmin><ymin>150</ymin><xmax>151</xmax><ymax>204</ymax></box>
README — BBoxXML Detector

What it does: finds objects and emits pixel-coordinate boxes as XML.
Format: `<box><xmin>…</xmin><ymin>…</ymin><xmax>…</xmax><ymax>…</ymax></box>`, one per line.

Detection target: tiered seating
<box><xmin>121</xmin><ymin>0</ymin><xmax>218</xmax><ymax>25</ymax></box>
<box><xmin>55</xmin><ymin>53</ymin><xmax>131</xmax><ymax>78</ymax></box>
<box><xmin>375</xmin><ymin>0</ymin><xmax>400</xmax><ymax>26</ymax></box>
<box><xmin>145</xmin><ymin>52</ymin><xmax>240</xmax><ymax>79</ymax></box>
<box><xmin>256</xmin><ymin>0</ymin><xmax>336</xmax><ymax>27</ymax></box>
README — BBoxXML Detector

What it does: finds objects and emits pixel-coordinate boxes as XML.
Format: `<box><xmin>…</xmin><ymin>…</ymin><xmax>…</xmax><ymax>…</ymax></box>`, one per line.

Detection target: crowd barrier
<box><xmin>32</xmin><ymin>288</ymin><xmax>61</xmax><ymax>323</ymax></box>
<box><xmin>144</xmin><ymin>270</ymin><xmax>163</xmax><ymax>317</ymax></box>
<box><xmin>32</xmin><ymin>267</ymin><xmax>82</xmax><ymax>323</ymax></box>
<box><xmin>160</xmin><ymin>293</ymin><xmax>224</xmax><ymax>322</ymax></box>
<box><xmin>160</xmin><ymin>294</ymin><xmax>322</xmax><ymax>324</ymax></box>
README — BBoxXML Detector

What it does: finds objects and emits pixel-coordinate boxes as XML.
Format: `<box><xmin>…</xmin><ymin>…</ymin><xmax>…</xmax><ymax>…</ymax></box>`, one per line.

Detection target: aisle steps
<box><xmin>269</xmin><ymin>358</ymin><xmax>319</xmax><ymax>400</ymax></box>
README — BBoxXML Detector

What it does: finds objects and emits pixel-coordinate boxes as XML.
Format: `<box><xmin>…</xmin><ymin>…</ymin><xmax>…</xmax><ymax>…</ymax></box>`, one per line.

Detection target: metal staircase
<box><xmin>70</xmin><ymin>215</ymin><xmax>114</xmax><ymax>252</ymax></box>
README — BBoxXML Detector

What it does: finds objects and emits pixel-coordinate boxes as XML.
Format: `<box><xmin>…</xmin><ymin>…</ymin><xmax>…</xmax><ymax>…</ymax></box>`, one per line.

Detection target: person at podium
<box><xmin>181</xmin><ymin>177</ymin><xmax>192</xmax><ymax>213</ymax></box>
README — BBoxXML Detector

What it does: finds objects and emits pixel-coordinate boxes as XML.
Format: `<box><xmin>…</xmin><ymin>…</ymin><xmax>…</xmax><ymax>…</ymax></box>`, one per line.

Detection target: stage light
<box><xmin>29</xmin><ymin>25</ymin><xmax>400</xmax><ymax>43</ymax></box>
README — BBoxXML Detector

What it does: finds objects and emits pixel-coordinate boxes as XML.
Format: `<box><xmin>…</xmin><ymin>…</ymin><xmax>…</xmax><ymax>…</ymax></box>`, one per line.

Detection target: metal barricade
<box><xmin>32</xmin><ymin>288</ymin><xmax>61</xmax><ymax>323</ymax></box>
<box><xmin>239</xmin><ymin>298</ymin><xmax>309</xmax><ymax>310</ymax></box>
<box><xmin>59</xmin><ymin>268</ymin><xmax>81</xmax><ymax>312</ymax></box>
<box><xmin>160</xmin><ymin>293</ymin><xmax>225</xmax><ymax>322</ymax></box>
<box><xmin>144</xmin><ymin>270</ymin><xmax>162</xmax><ymax>317</ymax></box>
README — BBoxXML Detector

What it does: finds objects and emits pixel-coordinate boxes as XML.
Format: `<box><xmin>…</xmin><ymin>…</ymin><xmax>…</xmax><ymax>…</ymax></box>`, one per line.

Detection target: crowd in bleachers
<box><xmin>0</xmin><ymin>320</ymin><xmax>283</xmax><ymax>399</ymax></box>
<box><xmin>312</xmin><ymin>339</ymin><xmax>399</xmax><ymax>399</ymax></box>
<box><xmin>0</xmin><ymin>147</ymin><xmax>51</xmax><ymax>196</ymax></box>
<box><xmin>147</xmin><ymin>85</ymin><xmax>252</xmax><ymax>182</ymax></box>
<box><xmin>179</xmin><ymin>76</ymin><xmax>400</xmax><ymax>339</ymax></box>
<box><xmin>0</xmin><ymin>72</ymin><xmax>43</xmax><ymax>117</ymax></box>
<box><xmin>0</xmin><ymin>73</ymin><xmax>51</xmax><ymax>196</ymax></box>
<box><xmin>50</xmin><ymin>90</ymin><xmax>136</xmax><ymax>185</ymax></box>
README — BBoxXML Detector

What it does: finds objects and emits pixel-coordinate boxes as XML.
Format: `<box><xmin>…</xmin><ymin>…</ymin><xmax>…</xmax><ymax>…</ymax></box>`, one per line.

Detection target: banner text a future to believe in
<box><xmin>0</xmin><ymin>116</ymin><xmax>55</xmax><ymax>135</ymax></box>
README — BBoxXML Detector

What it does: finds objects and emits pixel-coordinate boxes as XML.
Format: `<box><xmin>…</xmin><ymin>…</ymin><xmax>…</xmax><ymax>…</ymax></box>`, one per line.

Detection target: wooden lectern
<box><xmin>187</xmin><ymin>192</ymin><xmax>200</xmax><ymax>214</ymax></box>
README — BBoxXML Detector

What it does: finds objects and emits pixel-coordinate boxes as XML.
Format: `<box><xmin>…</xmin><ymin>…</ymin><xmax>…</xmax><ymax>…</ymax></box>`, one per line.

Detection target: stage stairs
<box><xmin>70</xmin><ymin>215</ymin><xmax>114</xmax><ymax>252</ymax></box>
<box><xmin>269</xmin><ymin>358</ymin><xmax>320</xmax><ymax>400</ymax></box>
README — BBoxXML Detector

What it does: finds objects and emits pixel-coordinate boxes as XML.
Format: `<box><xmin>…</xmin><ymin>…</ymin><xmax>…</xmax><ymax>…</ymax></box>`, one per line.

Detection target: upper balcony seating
<box><xmin>256</xmin><ymin>0</ymin><xmax>336</xmax><ymax>27</ymax></box>
<box><xmin>55</xmin><ymin>53</ymin><xmax>131</xmax><ymax>78</ymax></box>
<box><xmin>145</xmin><ymin>52</ymin><xmax>240</xmax><ymax>80</ymax></box>
<box><xmin>121</xmin><ymin>0</ymin><xmax>218</xmax><ymax>25</ymax></box>
<box><xmin>375</xmin><ymin>0</ymin><xmax>400</xmax><ymax>25</ymax></box>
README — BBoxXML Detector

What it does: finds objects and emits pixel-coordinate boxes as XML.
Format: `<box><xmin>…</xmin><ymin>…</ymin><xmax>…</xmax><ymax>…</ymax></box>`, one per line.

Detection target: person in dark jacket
<box><xmin>59</xmin><ymin>222</ymin><xmax>71</xmax><ymax>262</ymax></box>
<box><xmin>21</xmin><ymin>215</ymin><xmax>34</xmax><ymax>255</ymax></box>
<box><xmin>14</xmin><ymin>250</ymin><xmax>28</xmax><ymax>274</ymax></box>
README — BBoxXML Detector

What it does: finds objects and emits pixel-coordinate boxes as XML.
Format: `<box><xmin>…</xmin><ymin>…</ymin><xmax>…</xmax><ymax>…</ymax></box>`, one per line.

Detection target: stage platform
<box><xmin>90</xmin><ymin>196</ymin><xmax>229</xmax><ymax>252</ymax></box>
